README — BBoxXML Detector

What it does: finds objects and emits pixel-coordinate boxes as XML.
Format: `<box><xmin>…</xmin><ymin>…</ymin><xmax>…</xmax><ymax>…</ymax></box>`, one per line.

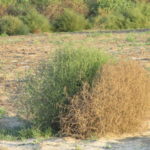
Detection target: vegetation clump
<box><xmin>53</xmin><ymin>9</ymin><xmax>88</xmax><ymax>32</ymax></box>
<box><xmin>0</xmin><ymin>15</ymin><xmax>29</xmax><ymax>35</ymax></box>
<box><xmin>0</xmin><ymin>0</ymin><xmax>150</xmax><ymax>34</ymax></box>
<box><xmin>17</xmin><ymin>46</ymin><xmax>110</xmax><ymax>132</ymax></box>
<box><xmin>61</xmin><ymin>61</ymin><xmax>150</xmax><ymax>138</ymax></box>
<box><xmin>20</xmin><ymin>9</ymin><xmax>51</xmax><ymax>33</ymax></box>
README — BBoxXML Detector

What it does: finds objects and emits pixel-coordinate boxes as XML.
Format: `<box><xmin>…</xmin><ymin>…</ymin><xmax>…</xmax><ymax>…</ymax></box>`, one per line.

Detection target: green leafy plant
<box><xmin>0</xmin><ymin>107</ymin><xmax>6</xmax><ymax>118</ymax></box>
<box><xmin>126</xmin><ymin>34</ymin><xmax>136</xmax><ymax>42</ymax></box>
<box><xmin>21</xmin><ymin>9</ymin><xmax>51</xmax><ymax>33</ymax></box>
<box><xmin>53</xmin><ymin>9</ymin><xmax>88</xmax><ymax>32</ymax></box>
<box><xmin>17</xmin><ymin>45</ymin><xmax>110</xmax><ymax>132</ymax></box>
<box><xmin>0</xmin><ymin>15</ymin><xmax>29</xmax><ymax>35</ymax></box>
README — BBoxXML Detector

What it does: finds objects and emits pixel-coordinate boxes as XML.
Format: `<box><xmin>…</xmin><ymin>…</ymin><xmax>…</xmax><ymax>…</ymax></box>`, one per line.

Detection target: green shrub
<box><xmin>7</xmin><ymin>2</ymin><xmax>33</xmax><ymax>16</ymax></box>
<box><xmin>94</xmin><ymin>11</ymin><xmax>125</xmax><ymax>29</ymax></box>
<box><xmin>17</xmin><ymin>46</ymin><xmax>110</xmax><ymax>132</ymax></box>
<box><xmin>0</xmin><ymin>16</ymin><xmax>29</xmax><ymax>35</ymax></box>
<box><xmin>30</xmin><ymin>0</ymin><xmax>52</xmax><ymax>11</ymax></box>
<box><xmin>0</xmin><ymin>107</ymin><xmax>6</xmax><ymax>118</ymax></box>
<box><xmin>0</xmin><ymin>0</ymin><xmax>16</xmax><ymax>7</ymax></box>
<box><xmin>53</xmin><ymin>9</ymin><xmax>88</xmax><ymax>32</ymax></box>
<box><xmin>18</xmin><ymin>127</ymin><xmax>52</xmax><ymax>139</ymax></box>
<box><xmin>94</xmin><ymin>1</ymin><xmax>150</xmax><ymax>29</ymax></box>
<box><xmin>44</xmin><ymin>0</ymin><xmax>89</xmax><ymax>22</ymax></box>
<box><xmin>21</xmin><ymin>9</ymin><xmax>51</xmax><ymax>33</ymax></box>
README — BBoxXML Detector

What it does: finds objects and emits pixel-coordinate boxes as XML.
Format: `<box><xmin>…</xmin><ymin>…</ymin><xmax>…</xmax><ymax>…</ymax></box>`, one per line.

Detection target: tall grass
<box><xmin>17</xmin><ymin>46</ymin><xmax>110</xmax><ymax>132</ymax></box>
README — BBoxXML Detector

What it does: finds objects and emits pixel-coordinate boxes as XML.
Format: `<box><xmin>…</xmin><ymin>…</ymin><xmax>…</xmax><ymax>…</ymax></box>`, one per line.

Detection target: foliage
<box><xmin>20</xmin><ymin>9</ymin><xmax>50</xmax><ymax>33</ymax></box>
<box><xmin>0</xmin><ymin>15</ymin><xmax>29</xmax><ymax>35</ymax></box>
<box><xmin>53</xmin><ymin>9</ymin><xmax>88</xmax><ymax>32</ymax></box>
<box><xmin>18</xmin><ymin>127</ymin><xmax>52</xmax><ymax>139</ymax></box>
<box><xmin>44</xmin><ymin>0</ymin><xmax>89</xmax><ymax>21</ymax></box>
<box><xmin>0</xmin><ymin>107</ymin><xmax>6</xmax><ymax>119</ymax></box>
<box><xmin>0</xmin><ymin>0</ymin><xmax>15</xmax><ymax>7</ymax></box>
<box><xmin>17</xmin><ymin>46</ymin><xmax>110</xmax><ymax>132</ymax></box>
<box><xmin>0</xmin><ymin>127</ymin><xmax>52</xmax><ymax>140</ymax></box>
<box><xmin>0</xmin><ymin>0</ymin><xmax>150</xmax><ymax>33</ymax></box>
<box><xmin>30</xmin><ymin>0</ymin><xmax>53</xmax><ymax>11</ymax></box>
<box><xmin>94</xmin><ymin>1</ymin><xmax>150</xmax><ymax>29</ymax></box>
<box><xmin>6</xmin><ymin>2</ymin><xmax>32</xmax><ymax>16</ymax></box>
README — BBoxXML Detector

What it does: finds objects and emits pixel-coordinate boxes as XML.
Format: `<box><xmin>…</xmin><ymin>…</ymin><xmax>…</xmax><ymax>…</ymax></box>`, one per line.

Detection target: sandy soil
<box><xmin>0</xmin><ymin>131</ymin><xmax>150</xmax><ymax>150</ymax></box>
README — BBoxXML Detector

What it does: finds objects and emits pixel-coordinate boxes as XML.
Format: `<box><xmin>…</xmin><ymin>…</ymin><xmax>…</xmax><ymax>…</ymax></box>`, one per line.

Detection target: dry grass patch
<box><xmin>61</xmin><ymin>61</ymin><xmax>150</xmax><ymax>139</ymax></box>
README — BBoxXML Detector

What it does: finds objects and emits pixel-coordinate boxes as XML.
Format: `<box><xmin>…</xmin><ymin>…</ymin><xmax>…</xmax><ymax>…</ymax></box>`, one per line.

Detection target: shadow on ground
<box><xmin>104</xmin><ymin>134</ymin><xmax>150</xmax><ymax>150</ymax></box>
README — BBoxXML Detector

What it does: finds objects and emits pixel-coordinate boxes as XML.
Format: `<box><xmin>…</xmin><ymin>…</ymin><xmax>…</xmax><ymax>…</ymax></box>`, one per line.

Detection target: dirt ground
<box><xmin>0</xmin><ymin>131</ymin><xmax>150</xmax><ymax>150</ymax></box>
<box><xmin>0</xmin><ymin>32</ymin><xmax>150</xmax><ymax>149</ymax></box>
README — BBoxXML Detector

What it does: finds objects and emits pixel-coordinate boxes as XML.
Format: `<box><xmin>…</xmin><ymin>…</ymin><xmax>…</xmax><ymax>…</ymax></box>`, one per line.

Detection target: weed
<box><xmin>0</xmin><ymin>127</ymin><xmax>52</xmax><ymax>141</ymax></box>
<box><xmin>18</xmin><ymin>127</ymin><xmax>52</xmax><ymax>140</ymax></box>
<box><xmin>53</xmin><ymin>9</ymin><xmax>88</xmax><ymax>32</ymax></box>
<box><xmin>0</xmin><ymin>15</ymin><xmax>29</xmax><ymax>35</ymax></box>
<box><xmin>21</xmin><ymin>9</ymin><xmax>51</xmax><ymax>33</ymax></box>
<box><xmin>61</xmin><ymin>61</ymin><xmax>150</xmax><ymax>138</ymax></box>
<box><xmin>0</xmin><ymin>107</ymin><xmax>6</xmax><ymax>119</ymax></box>
<box><xmin>125</xmin><ymin>34</ymin><xmax>136</xmax><ymax>42</ymax></box>
<box><xmin>16</xmin><ymin>45</ymin><xmax>110</xmax><ymax>132</ymax></box>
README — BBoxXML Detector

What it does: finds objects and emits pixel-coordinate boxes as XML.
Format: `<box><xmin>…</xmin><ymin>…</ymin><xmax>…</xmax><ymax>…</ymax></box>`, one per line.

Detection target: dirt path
<box><xmin>0</xmin><ymin>131</ymin><xmax>150</xmax><ymax>150</ymax></box>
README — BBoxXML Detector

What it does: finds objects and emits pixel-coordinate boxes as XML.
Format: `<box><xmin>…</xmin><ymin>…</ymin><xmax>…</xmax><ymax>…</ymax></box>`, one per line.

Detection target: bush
<box><xmin>30</xmin><ymin>0</ymin><xmax>52</xmax><ymax>11</ymax></box>
<box><xmin>44</xmin><ymin>0</ymin><xmax>89</xmax><ymax>21</ymax></box>
<box><xmin>21</xmin><ymin>9</ymin><xmax>51</xmax><ymax>33</ymax></box>
<box><xmin>0</xmin><ymin>0</ymin><xmax>15</xmax><ymax>7</ymax></box>
<box><xmin>94</xmin><ymin>10</ymin><xmax>125</xmax><ymax>29</ymax></box>
<box><xmin>6</xmin><ymin>3</ymin><xmax>33</xmax><ymax>16</ymax></box>
<box><xmin>94</xmin><ymin>1</ymin><xmax>150</xmax><ymax>29</ymax></box>
<box><xmin>53</xmin><ymin>9</ymin><xmax>88</xmax><ymax>32</ymax></box>
<box><xmin>0</xmin><ymin>16</ymin><xmax>29</xmax><ymax>35</ymax></box>
<box><xmin>61</xmin><ymin>61</ymin><xmax>150</xmax><ymax>138</ymax></box>
<box><xmin>17</xmin><ymin>46</ymin><xmax>110</xmax><ymax>132</ymax></box>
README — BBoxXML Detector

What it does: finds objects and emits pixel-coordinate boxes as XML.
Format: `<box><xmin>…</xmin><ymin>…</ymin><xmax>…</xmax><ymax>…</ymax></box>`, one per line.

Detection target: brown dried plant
<box><xmin>60</xmin><ymin>61</ymin><xmax>150</xmax><ymax>139</ymax></box>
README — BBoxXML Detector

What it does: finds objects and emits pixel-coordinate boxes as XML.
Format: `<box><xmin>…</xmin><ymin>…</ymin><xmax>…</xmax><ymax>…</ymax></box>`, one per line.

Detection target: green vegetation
<box><xmin>0</xmin><ymin>0</ymin><xmax>150</xmax><ymax>35</ymax></box>
<box><xmin>0</xmin><ymin>127</ymin><xmax>52</xmax><ymax>141</ymax></box>
<box><xmin>0</xmin><ymin>107</ymin><xmax>6</xmax><ymax>118</ymax></box>
<box><xmin>15</xmin><ymin>45</ymin><xmax>150</xmax><ymax>139</ymax></box>
<box><xmin>0</xmin><ymin>15</ymin><xmax>29</xmax><ymax>35</ymax></box>
<box><xmin>53</xmin><ymin>9</ymin><xmax>88</xmax><ymax>32</ymax></box>
<box><xmin>20</xmin><ymin>9</ymin><xmax>51</xmax><ymax>33</ymax></box>
<box><xmin>17</xmin><ymin>46</ymin><xmax>110</xmax><ymax>132</ymax></box>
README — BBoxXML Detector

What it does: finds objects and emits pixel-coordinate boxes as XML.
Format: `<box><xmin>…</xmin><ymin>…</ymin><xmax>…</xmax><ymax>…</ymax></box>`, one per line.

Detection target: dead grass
<box><xmin>60</xmin><ymin>61</ymin><xmax>150</xmax><ymax>139</ymax></box>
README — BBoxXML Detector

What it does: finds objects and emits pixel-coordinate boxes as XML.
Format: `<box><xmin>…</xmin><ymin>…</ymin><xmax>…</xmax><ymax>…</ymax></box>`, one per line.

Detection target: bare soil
<box><xmin>0</xmin><ymin>131</ymin><xmax>150</xmax><ymax>150</ymax></box>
